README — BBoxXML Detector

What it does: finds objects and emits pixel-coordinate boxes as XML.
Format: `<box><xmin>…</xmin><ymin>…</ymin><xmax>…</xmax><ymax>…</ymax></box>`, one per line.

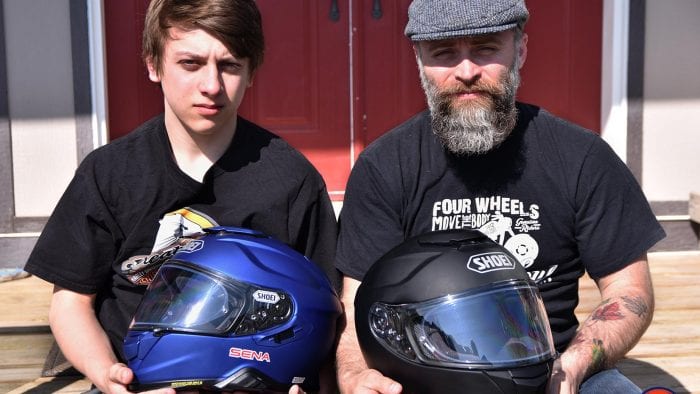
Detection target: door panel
<box><xmin>518</xmin><ymin>0</ymin><xmax>602</xmax><ymax>132</ymax></box>
<box><xmin>239</xmin><ymin>1</ymin><xmax>351</xmax><ymax>199</ymax></box>
<box><xmin>354</xmin><ymin>0</ymin><xmax>426</xmax><ymax>153</ymax></box>
<box><xmin>103</xmin><ymin>0</ymin><xmax>163</xmax><ymax>140</ymax></box>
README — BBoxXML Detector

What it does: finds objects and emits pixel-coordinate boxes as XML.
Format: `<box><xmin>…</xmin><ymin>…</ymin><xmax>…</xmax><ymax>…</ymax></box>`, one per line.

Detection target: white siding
<box><xmin>643</xmin><ymin>0</ymin><xmax>700</xmax><ymax>201</ymax></box>
<box><xmin>4</xmin><ymin>0</ymin><xmax>77</xmax><ymax>217</ymax></box>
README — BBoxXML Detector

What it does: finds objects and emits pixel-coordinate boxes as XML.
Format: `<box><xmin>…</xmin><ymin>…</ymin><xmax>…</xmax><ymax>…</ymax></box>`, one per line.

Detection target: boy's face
<box><xmin>147</xmin><ymin>26</ymin><xmax>252</xmax><ymax>136</ymax></box>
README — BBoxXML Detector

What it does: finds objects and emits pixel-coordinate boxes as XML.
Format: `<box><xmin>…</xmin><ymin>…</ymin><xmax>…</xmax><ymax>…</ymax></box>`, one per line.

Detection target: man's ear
<box><xmin>146</xmin><ymin>57</ymin><xmax>161</xmax><ymax>83</ymax></box>
<box><xmin>412</xmin><ymin>43</ymin><xmax>421</xmax><ymax>62</ymax></box>
<box><xmin>518</xmin><ymin>33</ymin><xmax>528</xmax><ymax>69</ymax></box>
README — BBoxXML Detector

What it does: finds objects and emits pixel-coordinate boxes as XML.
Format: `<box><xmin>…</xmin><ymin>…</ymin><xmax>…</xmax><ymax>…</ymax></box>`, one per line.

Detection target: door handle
<box><xmin>372</xmin><ymin>0</ymin><xmax>383</xmax><ymax>19</ymax></box>
<box><xmin>329</xmin><ymin>0</ymin><xmax>340</xmax><ymax>22</ymax></box>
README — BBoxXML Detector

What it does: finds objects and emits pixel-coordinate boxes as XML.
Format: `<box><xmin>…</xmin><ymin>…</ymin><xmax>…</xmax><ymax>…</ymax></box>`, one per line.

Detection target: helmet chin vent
<box><xmin>217</xmin><ymin>367</ymin><xmax>276</xmax><ymax>391</ymax></box>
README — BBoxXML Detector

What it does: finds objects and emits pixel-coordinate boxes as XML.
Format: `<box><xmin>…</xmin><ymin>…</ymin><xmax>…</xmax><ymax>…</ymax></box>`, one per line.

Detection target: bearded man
<box><xmin>333</xmin><ymin>0</ymin><xmax>665</xmax><ymax>393</ymax></box>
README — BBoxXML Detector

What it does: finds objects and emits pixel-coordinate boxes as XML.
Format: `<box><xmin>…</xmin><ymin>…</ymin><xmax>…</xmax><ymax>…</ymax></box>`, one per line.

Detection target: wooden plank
<box><xmin>0</xmin><ymin>332</ymin><xmax>56</xmax><ymax>393</ymax></box>
<box><xmin>6</xmin><ymin>377</ymin><xmax>92</xmax><ymax>394</ymax></box>
<box><xmin>0</xmin><ymin>275</ymin><xmax>52</xmax><ymax>330</ymax></box>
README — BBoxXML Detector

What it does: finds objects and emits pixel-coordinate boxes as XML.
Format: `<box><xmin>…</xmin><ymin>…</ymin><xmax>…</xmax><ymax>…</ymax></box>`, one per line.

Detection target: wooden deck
<box><xmin>575</xmin><ymin>251</ymin><xmax>700</xmax><ymax>393</ymax></box>
<box><xmin>1</xmin><ymin>251</ymin><xmax>699</xmax><ymax>393</ymax></box>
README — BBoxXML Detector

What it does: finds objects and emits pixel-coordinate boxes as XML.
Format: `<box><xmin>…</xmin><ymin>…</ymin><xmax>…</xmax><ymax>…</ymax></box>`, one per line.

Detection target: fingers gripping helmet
<box><xmin>355</xmin><ymin>230</ymin><xmax>556</xmax><ymax>394</ymax></box>
<box><xmin>123</xmin><ymin>227</ymin><xmax>342</xmax><ymax>392</ymax></box>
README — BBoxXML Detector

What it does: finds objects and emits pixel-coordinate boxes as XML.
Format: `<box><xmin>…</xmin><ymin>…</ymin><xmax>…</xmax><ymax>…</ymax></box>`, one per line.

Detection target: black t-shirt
<box><xmin>25</xmin><ymin>115</ymin><xmax>339</xmax><ymax>360</ymax></box>
<box><xmin>336</xmin><ymin>103</ymin><xmax>665</xmax><ymax>351</ymax></box>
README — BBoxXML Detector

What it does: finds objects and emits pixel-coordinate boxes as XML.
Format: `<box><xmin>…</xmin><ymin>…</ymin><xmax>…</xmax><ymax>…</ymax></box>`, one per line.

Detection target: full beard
<box><xmin>419</xmin><ymin>57</ymin><xmax>521</xmax><ymax>156</ymax></box>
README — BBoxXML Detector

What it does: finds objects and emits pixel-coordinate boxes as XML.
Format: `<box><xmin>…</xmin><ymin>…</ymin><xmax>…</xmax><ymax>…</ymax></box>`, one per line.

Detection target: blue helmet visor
<box><xmin>369</xmin><ymin>280</ymin><xmax>556</xmax><ymax>369</ymax></box>
<box><xmin>130</xmin><ymin>263</ymin><xmax>292</xmax><ymax>335</ymax></box>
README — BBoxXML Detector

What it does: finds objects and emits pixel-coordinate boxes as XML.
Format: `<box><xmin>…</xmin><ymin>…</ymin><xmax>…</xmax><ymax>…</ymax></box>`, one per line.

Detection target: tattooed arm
<box><xmin>546</xmin><ymin>255</ymin><xmax>654</xmax><ymax>394</ymax></box>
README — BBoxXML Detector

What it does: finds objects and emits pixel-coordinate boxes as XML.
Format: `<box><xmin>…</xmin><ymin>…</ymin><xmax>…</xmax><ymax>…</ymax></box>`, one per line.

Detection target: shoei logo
<box><xmin>467</xmin><ymin>252</ymin><xmax>516</xmax><ymax>273</ymax></box>
<box><xmin>253</xmin><ymin>290</ymin><xmax>280</xmax><ymax>304</ymax></box>
<box><xmin>229</xmin><ymin>347</ymin><xmax>271</xmax><ymax>363</ymax></box>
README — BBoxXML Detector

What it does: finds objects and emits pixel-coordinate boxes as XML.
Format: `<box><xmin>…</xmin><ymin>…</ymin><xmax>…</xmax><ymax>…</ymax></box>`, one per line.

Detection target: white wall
<box><xmin>642</xmin><ymin>0</ymin><xmax>700</xmax><ymax>201</ymax></box>
<box><xmin>4</xmin><ymin>0</ymin><xmax>77</xmax><ymax>217</ymax></box>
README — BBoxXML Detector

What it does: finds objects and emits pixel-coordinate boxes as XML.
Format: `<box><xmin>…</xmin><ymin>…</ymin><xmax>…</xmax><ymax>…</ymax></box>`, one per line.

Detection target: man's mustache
<box><xmin>437</xmin><ymin>80</ymin><xmax>504</xmax><ymax>100</ymax></box>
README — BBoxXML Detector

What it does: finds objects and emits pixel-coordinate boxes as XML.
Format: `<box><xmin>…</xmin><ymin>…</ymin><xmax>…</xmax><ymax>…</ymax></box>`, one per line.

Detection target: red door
<box><xmin>104</xmin><ymin>0</ymin><xmax>602</xmax><ymax>200</ymax></box>
<box><xmin>238</xmin><ymin>1</ymin><xmax>351</xmax><ymax>200</ymax></box>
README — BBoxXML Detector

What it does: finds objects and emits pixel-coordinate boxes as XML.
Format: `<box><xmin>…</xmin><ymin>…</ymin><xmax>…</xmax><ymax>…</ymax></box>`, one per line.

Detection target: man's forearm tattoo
<box><xmin>622</xmin><ymin>295</ymin><xmax>649</xmax><ymax>318</ymax></box>
<box><xmin>591</xmin><ymin>338</ymin><xmax>607</xmax><ymax>372</ymax></box>
<box><xmin>591</xmin><ymin>298</ymin><xmax>624</xmax><ymax>322</ymax></box>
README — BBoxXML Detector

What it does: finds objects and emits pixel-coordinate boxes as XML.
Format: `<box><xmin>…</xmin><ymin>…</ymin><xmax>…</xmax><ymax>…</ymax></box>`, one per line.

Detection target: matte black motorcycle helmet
<box><xmin>355</xmin><ymin>229</ymin><xmax>556</xmax><ymax>394</ymax></box>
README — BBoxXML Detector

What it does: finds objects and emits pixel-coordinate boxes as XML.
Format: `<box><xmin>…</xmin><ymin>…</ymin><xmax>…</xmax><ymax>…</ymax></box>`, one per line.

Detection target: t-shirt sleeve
<box><xmin>574</xmin><ymin>138</ymin><xmax>666</xmax><ymax>279</ymax></box>
<box><xmin>288</xmin><ymin>170</ymin><xmax>341</xmax><ymax>291</ymax></box>
<box><xmin>24</xmin><ymin>160</ymin><xmax>118</xmax><ymax>294</ymax></box>
<box><xmin>335</xmin><ymin>153</ymin><xmax>406</xmax><ymax>281</ymax></box>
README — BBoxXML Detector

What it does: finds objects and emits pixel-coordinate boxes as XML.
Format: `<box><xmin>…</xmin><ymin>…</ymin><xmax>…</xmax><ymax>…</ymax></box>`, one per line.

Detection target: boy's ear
<box><xmin>146</xmin><ymin>57</ymin><xmax>161</xmax><ymax>83</ymax></box>
<box><xmin>247</xmin><ymin>71</ymin><xmax>255</xmax><ymax>88</ymax></box>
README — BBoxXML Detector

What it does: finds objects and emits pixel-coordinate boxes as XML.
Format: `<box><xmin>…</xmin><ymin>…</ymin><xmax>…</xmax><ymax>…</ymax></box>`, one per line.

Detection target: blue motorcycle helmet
<box><xmin>123</xmin><ymin>226</ymin><xmax>342</xmax><ymax>392</ymax></box>
<box><xmin>355</xmin><ymin>229</ymin><xmax>556</xmax><ymax>394</ymax></box>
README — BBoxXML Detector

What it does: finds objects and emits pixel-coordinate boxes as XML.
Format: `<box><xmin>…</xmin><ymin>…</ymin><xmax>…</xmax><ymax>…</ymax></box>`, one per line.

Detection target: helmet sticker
<box><xmin>152</xmin><ymin>207</ymin><xmax>218</xmax><ymax>252</ymax></box>
<box><xmin>228</xmin><ymin>347</ymin><xmax>271</xmax><ymax>363</ymax></box>
<box><xmin>253</xmin><ymin>290</ymin><xmax>281</xmax><ymax>304</ymax></box>
<box><xmin>178</xmin><ymin>240</ymin><xmax>204</xmax><ymax>253</ymax></box>
<box><xmin>171</xmin><ymin>380</ymin><xmax>204</xmax><ymax>388</ymax></box>
<box><xmin>467</xmin><ymin>252</ymin><xmax>516</xmax><ymax>274</ymax></box>
<box><xmin>120</xmin><ymin>207</ymin><xmax>218</xmax><ymax>286</ymax></box>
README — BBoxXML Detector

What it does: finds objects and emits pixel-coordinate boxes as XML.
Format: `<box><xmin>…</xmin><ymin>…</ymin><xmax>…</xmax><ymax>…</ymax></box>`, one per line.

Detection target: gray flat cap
<box><xmin>405</xmin><ymin>0</ymin><xmax>529</xmax><ymax>41</ymax></box>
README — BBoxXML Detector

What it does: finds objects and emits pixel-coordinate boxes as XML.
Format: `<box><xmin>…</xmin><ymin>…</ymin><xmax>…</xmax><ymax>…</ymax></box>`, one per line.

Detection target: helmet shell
<box><xmin>124</xmin><ymin>226</ymin><xmax>341</xmax><ymax>392</ymax></box>
<box><xmin>355</xmin><ymin>229</ymin><xmax>554</xmax><ymax>394</ymax></box>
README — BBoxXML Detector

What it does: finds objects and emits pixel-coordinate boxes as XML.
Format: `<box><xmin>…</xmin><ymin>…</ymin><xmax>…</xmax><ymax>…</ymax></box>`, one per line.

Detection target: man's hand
<box><xmin>335</xmin><ymin>277</ymin><xmax>402</xmax><ymax>394</ymax></box>
<box><xmin>546</xmin><ymin>357</ymin><xmax>581</xmax><ymax>394</ymax></box>
<box><xmin>338</xmin><ymin>368</ymin><xmax>402</xmax><ymax>394</ymax></box>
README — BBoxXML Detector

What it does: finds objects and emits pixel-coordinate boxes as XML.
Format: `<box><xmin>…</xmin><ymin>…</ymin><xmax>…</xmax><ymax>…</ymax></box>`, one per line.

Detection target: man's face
<box><xmin>147</xmin><ymin>26</ymin><xmax>252</xmax><ymax>137</ymax></box>
<box><xmin>416</xmin><ymin>29</ymin><xmax>527</xmax><ymax>155</ymax></box>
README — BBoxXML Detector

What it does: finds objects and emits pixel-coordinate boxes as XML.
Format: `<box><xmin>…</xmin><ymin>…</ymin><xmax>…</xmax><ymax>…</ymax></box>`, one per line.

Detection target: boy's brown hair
<box><xmin>143</xmin><ymin>0</ymin><xmax>265</xmax><ymax>75</ymax></box>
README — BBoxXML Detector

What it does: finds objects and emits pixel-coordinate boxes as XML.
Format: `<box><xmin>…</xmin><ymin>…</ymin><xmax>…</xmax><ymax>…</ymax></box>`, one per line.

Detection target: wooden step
<box><xmin>3</xmin><ymin>252</ymin><xmax>699</xmax><ymax>393</ymax></box>
<box><xmin>0</xmin><ymin>275</ymin><xmax>91</xmax><ymax>393</ymax></box>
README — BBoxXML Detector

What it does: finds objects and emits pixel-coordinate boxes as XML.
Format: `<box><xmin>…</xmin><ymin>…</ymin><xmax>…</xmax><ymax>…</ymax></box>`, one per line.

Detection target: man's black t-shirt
<box><xmin>336</xmin><ymin>103</ymin><xmax>665</xmax><ymax>350</ymax></box>
<box><xmin>25</xmin><ymin>115</ymin><xmax>338</xmax><ymax>360</ymax></box>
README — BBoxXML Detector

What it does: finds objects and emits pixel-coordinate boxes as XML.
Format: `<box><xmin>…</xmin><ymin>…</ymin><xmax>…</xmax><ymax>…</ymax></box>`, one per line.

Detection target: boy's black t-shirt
<box><xmin>336</xmin><ymin>103</ymin><xmax>665</xmax><ymax>350</ymax></box>
<box><xmin>25</xmin><ymin>115</ymin><xmax>338</xmax><ymax>360</ymax></box>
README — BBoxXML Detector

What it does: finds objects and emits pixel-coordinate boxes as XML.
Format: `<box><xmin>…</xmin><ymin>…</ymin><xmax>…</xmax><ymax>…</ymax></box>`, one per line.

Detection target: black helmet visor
<box><xmin>369</xmin><ymin>280</ymin><xmax>555</xmax><ymax>369</ymax></box>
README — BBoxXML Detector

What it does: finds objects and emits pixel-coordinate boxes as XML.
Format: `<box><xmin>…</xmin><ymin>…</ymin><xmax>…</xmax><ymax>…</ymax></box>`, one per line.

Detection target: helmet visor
<box><xmin>369</xmin><ymin>281</ymin><xmax>555</xmax><ymax>369</ymax></box>
<box><xmin>130</xmin><ymin>263</ymin><xmax>292</xmax><ymax>335</ymax></box>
